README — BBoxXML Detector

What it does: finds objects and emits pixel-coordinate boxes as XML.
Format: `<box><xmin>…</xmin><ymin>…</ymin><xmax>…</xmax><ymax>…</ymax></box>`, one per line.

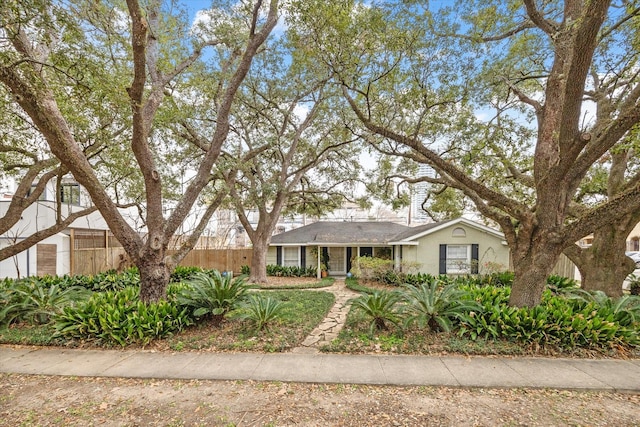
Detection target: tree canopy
<box><xmin>291</xmin><ymin>0</ymin><xmax>640</xmax><ymax>306</ymax></box>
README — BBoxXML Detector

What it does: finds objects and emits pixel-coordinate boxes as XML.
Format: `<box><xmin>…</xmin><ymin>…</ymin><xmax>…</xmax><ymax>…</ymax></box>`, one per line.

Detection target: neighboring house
<box><xmin>268</xmin><ymin>217</ymin><xmax>510</xmax><ymax>277</ymax></box>
<box><xmin>0</xmin><ymin>178</ymin><xmax>113</xmax><ymax>279</ymax></box>
<box><xmin>627</xmin><ymin>222</ymin><xmax>640</xmax><ymax>252</ymax></box>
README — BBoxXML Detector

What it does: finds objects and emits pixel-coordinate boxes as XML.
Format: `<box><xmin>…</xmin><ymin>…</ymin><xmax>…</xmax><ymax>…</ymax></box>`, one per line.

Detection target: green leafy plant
<box><xmin>353</xmin><ymin>256</ymin><xmax>394</xmax><ymax>282</ymax></box>
<box><xmin>241</xmin><ymin>265</ymin><xmax>251</xmax><ymax>275</ymax></box>
<box><xmin>266</xmin><ymin>265</ymin><xmax>317</xmax><ymax>277</ymax></box>
<box><xmin>458</xmin><ymin>288</ymin><xmax>639</xmax><ymax>349</ymax></box>
<box><xmin>402</xmin><ymin>280</ymin><xmax>481</xmax><ymax>332</ymax></box>
<box><xmin>53</xmin><ymin>287</ymin><xmax>192</xmax><ymax>346</ymax></box>
<box><xmin>0</xmin><ymin>282</ymin><xmax>90</xmax><ymax>325</ymax></box>
<box><xmin>170</xmin><ymin>266</ymin><xmax>205</xmax><ymax>283</ymax></box>
<box><xmin>177</xmin><ymin>271</ymin><xmax>251</xmax><ymax>326</ymax></box>
<box><xmin>235</xmin><ymin>295</ymin><xmax>287</xmax><ymax>330</ymax></box>
<box><xmin>546</xmin><ymin>275</ymin><xmax>580</xmax><ymax>295</ymax></box>
<box><xmin>351</xmin><ymin>290</ymin><xmax>402</xmax><ymax>332</ymax></box>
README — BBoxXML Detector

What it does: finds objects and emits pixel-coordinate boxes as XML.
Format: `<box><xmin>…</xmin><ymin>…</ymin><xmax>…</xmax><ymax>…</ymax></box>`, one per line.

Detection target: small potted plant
<box><xmin>320</xmin><ymin>263</ymin><xmax>328</xmax><ymax>278</ymax></box>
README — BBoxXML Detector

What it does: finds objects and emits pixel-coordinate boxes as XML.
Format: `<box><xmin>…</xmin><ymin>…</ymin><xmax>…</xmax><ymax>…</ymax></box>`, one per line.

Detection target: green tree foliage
<box><xmin>217</xmin><ymin>34</ymin><xmax>363</xmax><ymax>283</ymax></box>
<box><xmin>290</xmin><ymin>0</ymin><xmax>640</xmax><ymax>307</ymax></box>
<box><xmin>0</xmin><ymin>0</ymin><xmax>279</xmax><ymax>302</ymax></box>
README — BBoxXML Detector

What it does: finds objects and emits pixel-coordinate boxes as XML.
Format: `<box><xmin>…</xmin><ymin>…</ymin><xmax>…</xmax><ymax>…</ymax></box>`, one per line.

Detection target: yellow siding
<box><xmin>409</xmin><ymin>224</ymin><xmax>510</xmax><ymax>275</ymax></box>
<box><xmin>266</xmin><ymin>246</ymin><xmax>277</xmax><ymax>265</ymax></box>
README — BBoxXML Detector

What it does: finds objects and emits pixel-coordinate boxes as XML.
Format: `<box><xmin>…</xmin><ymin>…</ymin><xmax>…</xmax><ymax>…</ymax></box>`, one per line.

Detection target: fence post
<box><xmin>70</xmin><ymin>228</ymin><xmax>75</xmax><ymax>275</ymax></box>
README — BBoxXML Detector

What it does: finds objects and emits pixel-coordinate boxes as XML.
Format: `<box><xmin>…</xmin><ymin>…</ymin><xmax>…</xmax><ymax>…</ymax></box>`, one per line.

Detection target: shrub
<box><xmin>235</xmin><ymin>295</ymin><xmax>287</xmax><ymax>330</ymax></box>
<box><xmin>471</xmin><ymin>271</ymin><xmax>515</xmax><ymax>287</ymax></box>
<box><xmin>241</xmin><ymin>265</ymin><xmax>251</xmax><ymax>275</ymax></box>
<box><xmin>351</xmin><ymin>290</ymin><xmax>402</xmax><ymax>332</ymax></box>
<box><xmin>53</xmin><ymin>287</ymin><xmax>192</xmax><ymax>346</ymax></box>
<box><xmin>402</xmin><ymin>279</ymin><xmax>481</xmax><ymax>332</ymax></box>
<box><xmin>458</xmin><ymin>287</ymin><xmax>639</xmax><ymax>349</ymax></box>
<box><xmin>627</xmin><ymin>274</ymin><xmax>640</xmax><ymax>295</ymax></box>
<box><xmin>177</xmin><ymin>271</ymin><xmax>251</xmax><ymax>326</ymax></box>
<box><xmin>353</xmin><ymin>256</ymin><xmax>394</xmax><ymax>282</ymax></box>
<box><xmin>546</xmin><ymin>274</ymin><xmax>579</xmax><ymax>294</ymax></box>
<box><xmin>0</xmin><ymin>281</ymin><xmax>90</xmax><ymax>325</ymax></box>
<box><xmin>266</xmin><ymin>265</ymin><xmax>316</xmax><ymax>277</ymax></box>
<box><xmin>50</xmin><ymin>269</ymin><xmax>141</xmax><ymax>292</ymax></box>
<box><xmin>402</xmin><ymin>273</ymin><xmax>438</xmax><ymax>287</ymax></box>
<box><xmin>170</xmin><ymin>266</ymin><xmax>205</xmax><ymax>283</ymax></box>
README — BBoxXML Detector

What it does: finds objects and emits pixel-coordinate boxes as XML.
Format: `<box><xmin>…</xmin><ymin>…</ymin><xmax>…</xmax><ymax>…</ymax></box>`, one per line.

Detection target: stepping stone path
<box><xmin>291</xmin><ymin>279</ymin><xmax>360</xmax><ymax>354</ymax></box>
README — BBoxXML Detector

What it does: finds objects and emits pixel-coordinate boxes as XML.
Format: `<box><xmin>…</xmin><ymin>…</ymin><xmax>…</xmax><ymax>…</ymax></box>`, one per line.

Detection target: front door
<box><xmin>328</xmin><ymin>247</ymin><xmax>346</xmax><ymax>275</ymax></box>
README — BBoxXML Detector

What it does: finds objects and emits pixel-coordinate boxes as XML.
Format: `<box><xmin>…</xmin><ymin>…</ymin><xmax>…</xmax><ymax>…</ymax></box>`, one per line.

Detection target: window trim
<box><xmin>446</xmin><ymin>244</ymin><xmax>471</xmax><ymax>274</ymax></box>
<box><xmin>282</xmin><ymin>246</ymin><xmax>300</xmax><ymax>267</ymax></box>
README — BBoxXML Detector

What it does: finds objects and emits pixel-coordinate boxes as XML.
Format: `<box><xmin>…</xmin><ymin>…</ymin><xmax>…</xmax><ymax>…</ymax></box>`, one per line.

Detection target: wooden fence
<box><xmin>70</xmin><ymin>229</ymin><xmax>253</xmax><ymax>275</ymax></box>
<box><xmin>551</xmin><ymin>253</ymin><xmax>577</xmax><ymax>280</ymax></box>
<box><xmin>169</xmin><ymin>249</ymin><xmax>253</xmax><ymax>273</ymax></box>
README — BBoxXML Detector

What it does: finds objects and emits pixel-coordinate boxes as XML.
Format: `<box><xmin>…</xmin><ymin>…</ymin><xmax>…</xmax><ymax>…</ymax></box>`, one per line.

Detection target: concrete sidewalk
<box><xmin>1</xmin><ymin>346</ymin><xmax>639</xmax><ymax>392</ymax></box>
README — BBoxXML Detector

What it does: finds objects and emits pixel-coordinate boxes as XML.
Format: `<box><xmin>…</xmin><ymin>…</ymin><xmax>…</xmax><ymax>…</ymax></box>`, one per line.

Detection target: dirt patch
<box><xmin>2</xmin><ymin>374</ymin><xmax>639</xmax><ymax>426</ymax></box>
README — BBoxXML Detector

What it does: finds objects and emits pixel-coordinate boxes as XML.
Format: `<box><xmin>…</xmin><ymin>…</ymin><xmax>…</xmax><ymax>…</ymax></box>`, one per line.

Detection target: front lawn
<box><xmin>331</xmin><ymin>276</ymin><xmax>640</xmax><ymax>358</ymax></box>
<box><xmin>2</xmin><ymin>269</ymin><xmax>639</xmax><ymax>358</ymax></box>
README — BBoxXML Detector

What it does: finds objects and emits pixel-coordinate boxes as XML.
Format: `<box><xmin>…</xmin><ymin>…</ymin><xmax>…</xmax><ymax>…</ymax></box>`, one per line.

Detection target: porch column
<box><xmin>317</xmin><ymin>245</ymin><xmax>321</xmax><ymax>279</ymax></box>
<box><xmin>394</xmin><ymin>245</ymin><xmax>401</xmax><ymax>271</ymax></box>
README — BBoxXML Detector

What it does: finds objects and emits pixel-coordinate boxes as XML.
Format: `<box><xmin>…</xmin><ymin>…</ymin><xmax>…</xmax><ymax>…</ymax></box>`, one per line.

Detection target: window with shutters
<box><xmin>446</xmin><ymin>244</ymin><xmax>471</xmax><ymax>274</ymax></box>
<box><xmin>283</xmin><ymin>247</ymin><xmax>299</xmax><ymax>267</ymax></box>
<box><xmin>440</xmin><ymin>243</ymin><xmax>479</xmax><ymax>275</ymax></box>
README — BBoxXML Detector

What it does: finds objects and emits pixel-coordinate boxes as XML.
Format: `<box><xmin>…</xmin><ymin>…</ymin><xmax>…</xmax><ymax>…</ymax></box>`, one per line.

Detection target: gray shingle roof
<box><xmin>388</xmin><ymin>219</ymin><xmax>454</xmax><ymax>242</ymax></box>
<box><xmin>269</xmin><ymin>221</ymin><xmax>411</xmax><ymax>245</ymax></box>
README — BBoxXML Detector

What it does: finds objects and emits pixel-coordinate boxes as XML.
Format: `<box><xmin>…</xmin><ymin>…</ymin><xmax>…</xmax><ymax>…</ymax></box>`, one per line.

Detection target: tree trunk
<box><xmin>509</xmin><ymin>239</ymin><xmax>563</xmax><ymax>308</ymax></box>
<box><xmin>565</xmin><ymin>223</ymin><xmax>636</xmax><ymax>297</ymax></box>
<box><xmin>137</xmin><ymin>250</ymin><xmax>171</xmax><ymax>303</ymax></box>
<box><xmin>249</xmin><ymin>239</ymin><xmax>269</xmax><ymax>284</ymax></box>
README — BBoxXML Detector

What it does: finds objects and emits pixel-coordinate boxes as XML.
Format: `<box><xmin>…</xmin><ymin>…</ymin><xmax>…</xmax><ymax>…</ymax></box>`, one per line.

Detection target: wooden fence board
<box><xmin>71</xmin><ymin>246</ymin><xmax>253</xmax><ymax>276</ymax></box>
<box><xmin>170</xmin><ymin>249</ymin><xmax>253</xmax><ymax>274</ymax></box>
<box><xmin>37</xmin><ymin>244</ymin><xmax>57</xmax><ymax>276</ymax></box>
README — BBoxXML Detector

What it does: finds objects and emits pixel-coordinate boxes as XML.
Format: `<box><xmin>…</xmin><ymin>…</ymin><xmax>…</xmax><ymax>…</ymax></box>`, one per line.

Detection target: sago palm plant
<box><xmin>235</xmin><ymin>295</ymin><xmax>287</xmax><ymax>331</ymax></box>
<box><xmin>351</xmin><ymin>290</ymin><xmax>402</xmax><ymax>332</ymax></box>
<box><xmin>1</xmin><ymin>282</ymin><xmax>90</xmax><ymax>325</ymax></box>
<box><xmin>177</xmin><ymin>271</ymin><xmax>251</xmax><ymax>326</ymax></box>
<box><xmin>402</xmin><ymin>279</ymin><xmax>480</xmax><ymax>332</ymax></box>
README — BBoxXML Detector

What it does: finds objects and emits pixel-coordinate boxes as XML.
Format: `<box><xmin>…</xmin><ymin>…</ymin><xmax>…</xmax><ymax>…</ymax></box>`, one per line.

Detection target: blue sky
<box><xmin>182</xmin><ymin>0</ymin><xmax>212</xmax><ymax>22</ymax></box>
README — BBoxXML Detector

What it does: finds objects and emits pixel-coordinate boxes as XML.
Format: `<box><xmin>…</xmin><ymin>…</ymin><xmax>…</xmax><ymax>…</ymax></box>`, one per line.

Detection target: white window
<box><xmin>283</xmin><ymin>247</ymin><xmax>299</xmax><ymax>267</ymax></box>
<box><xmin>451</xmin><ymin>227</ymin><xmax>466</xmax><ymax>237</ymax></box>
<box><xmin>446</xmin><ymin>244</ymin><xmax>471</xmax><ymax>274</ymax></box>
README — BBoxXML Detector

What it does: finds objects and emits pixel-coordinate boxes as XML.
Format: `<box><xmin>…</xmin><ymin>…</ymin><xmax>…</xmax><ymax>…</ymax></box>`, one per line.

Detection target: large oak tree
<box><xmin>292</xmin><ymin>0</ymin><xmax>640</xmax><ymax>307</ymax></box>
<box><xmin>0</xmin><ymin>0</ymin><xmax>279</xmax><ymax>301</ymax></box>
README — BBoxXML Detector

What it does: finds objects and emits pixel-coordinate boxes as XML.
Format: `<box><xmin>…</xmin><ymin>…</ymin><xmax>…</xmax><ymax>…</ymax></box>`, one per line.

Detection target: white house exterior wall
<box><xmin>0</xmin><ymin>233</ymin><xmax>70</xmax><ymax>279</ymax></box>
<box><xmin>0</xmin><ymin>200</ymin><xmax>110</xmax><ymax>278</ymax></box>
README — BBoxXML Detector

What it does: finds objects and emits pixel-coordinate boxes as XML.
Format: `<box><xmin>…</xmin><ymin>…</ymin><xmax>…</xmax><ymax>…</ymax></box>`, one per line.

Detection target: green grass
<box><xmin>159</xmin><ymin>290</ymin><xmax>335</xmax><ymax>352</ymax></box>
<box><xmin>0</xmin><ymin>323</ymin><xmax>56</xmax><ymax>346</ymax></box>
<box><xmin>254</xmin><ymin>277</ymin><xmax>335</xmax><ymax>290</ymax></box>
<box><xmin>345</xmin><ymin>277</ymin><xmax>377</xmax><ymax>294</ymax></box>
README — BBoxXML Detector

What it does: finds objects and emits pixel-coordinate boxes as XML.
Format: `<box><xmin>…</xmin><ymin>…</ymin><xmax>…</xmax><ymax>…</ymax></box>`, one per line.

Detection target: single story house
<box><xmin>267</xmin><ymin>217</ymin><xmax>510</xmax><ymax>278</ymax></box>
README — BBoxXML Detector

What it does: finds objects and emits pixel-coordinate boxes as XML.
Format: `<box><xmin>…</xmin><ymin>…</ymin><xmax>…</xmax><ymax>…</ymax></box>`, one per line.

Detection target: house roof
<box><xmin>389</xmin><ymin>217</ymin><xmax>505</xmax><ymax>244</ymax></box>
<box><xmin>269</xmin><ymin>217</ymin><xmax>505</xmax><ymax>247</ymax></box>
<box><xmin>387</xmin><ymin>221</ymin><xmax>445</xmax><ymax>242</ymax></box>
<box><xmin>269</xmin><ymin>221</ymin><xmax>410</xmax><ymax>246</ymax></box>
